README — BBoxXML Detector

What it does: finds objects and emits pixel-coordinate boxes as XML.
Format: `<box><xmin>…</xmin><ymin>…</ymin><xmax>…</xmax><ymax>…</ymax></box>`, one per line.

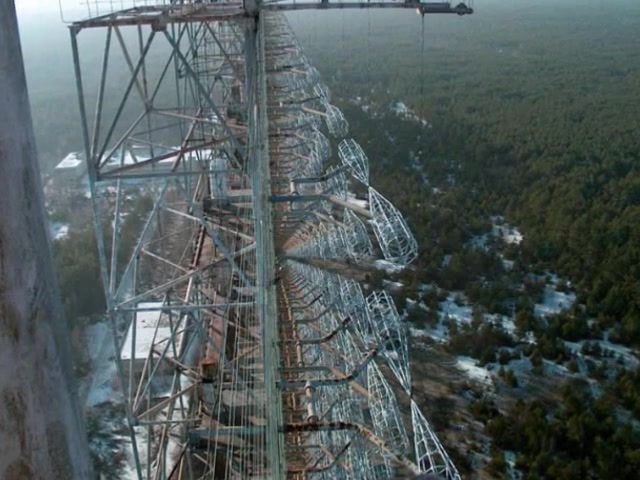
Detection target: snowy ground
<box><xmin>382</xmin><ymin>279</ymin><xmax>404</xmax><ymax>291</ymax></box>
<box><xmin>565</xmin><ymin>339</ymin><xmax>639</xmax><ymax>368</ymax></box>
<box><xmin>468</xmin><ymin>216</ymin><xmax>524</xmax><ymax>251</ymax></box>
<box><xmin>402</xmin><ymin>213</ymin><xmax>638</xmax><ymax>477</ymax></box>
<box><xmin>456</xmin><ymin>356</ymin><xmax>493</xmax><ymax>387</ymax></box>
<box><xmin>411</xmin><ymin>322</ymin><xmax>449</xmax><ymax>343</ymax></box>
<box><xmin>409</xmin><ymin>293</ymin><xmax>518</xmax><ymax>343</ymax></box>
<box><xmin>491</xmin><ymin>216</ymin><xmax>523</xmax><ymax>245</ymax></box>
<box><xmin>504</xmin><ymin>355</ymin><xmax>533</xmax><ymax>377</ymax></box>
<box><xmin>504</xmin><ymin>450</ymin><xmax>522</xmax><ymax>480</ymax></box>
<box><xmin>117</xmin><ymin>426</ymin><xmax>150</xmax><ymax>480</ymax></box>
<box><xmin>440</xmin><ymin>293</ymin><xmax>473</xmax><ymax>324</ymax></box>
<box><xmin>534</xmin><ymin>284</ymin><xmax>576</xmax><ymax>318</ymax></box>
<box><xmin>49</xmin><ymin>221</ymin><xmax>70</xmax><ymax>240</ymax></box>
<box><xmin>485</xmin><ymin>313</ymin><xmax>516</xmax><ymax>335</ymax></box>
<box><xmin>389</xmin><ymin>101</ymin><xmax>431</xmax><ymax>127</ymax></box>
<box><xmin>374</xmin><ymin>259</ymin><xmax>405</xmax><ymax>274</ymax></box>
<box><xmin>84</xmin><ymin>320</ymin><xmax>122</xmax><ymax>407</ymax></box>
<box><xmin>83</xmin><ymin>316</ymin><xmax>193</xmax><ymax>478</ymax></box>
<box><xmin>349</xmin><ymin>96</ymin><xmax>380</xmax><ymax>118</ymax></box>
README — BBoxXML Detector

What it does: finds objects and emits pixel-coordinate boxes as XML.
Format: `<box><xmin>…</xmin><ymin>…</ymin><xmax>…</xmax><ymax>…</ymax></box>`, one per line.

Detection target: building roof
<box><xmin>120</xmin><ymin>302</ymin><xmax>177</xmax><ymax>361</ymax></box>
<box><xmin>55</xmin><ymin>152</ymin><xmax>84</xmax><ymax>170</ymax></box>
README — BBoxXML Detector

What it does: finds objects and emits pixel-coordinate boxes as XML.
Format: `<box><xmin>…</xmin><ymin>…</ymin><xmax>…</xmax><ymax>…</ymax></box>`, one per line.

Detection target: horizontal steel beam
<box><xmin>71</xmin><ymin>1</ymin><xmax>472</xmax><ymax>29</ymax></box>
<box><xmin>115</xmin><ymin>302</ymin><xmax>254</xmax><ymax>313</ymax></box>
<box><xmin>188</xmin><ymin>426</ymin><xmax>267</xmax><ymax>444</ymax></box>
<box><xmin>71</xmin><ymin>5</ymin><xmax>246</xmax><ymax>30</ymax></box>
<box><xmin>265</xmin><ymin>1</ymin><xmax>473</xmax><ymax>15</ymax></box>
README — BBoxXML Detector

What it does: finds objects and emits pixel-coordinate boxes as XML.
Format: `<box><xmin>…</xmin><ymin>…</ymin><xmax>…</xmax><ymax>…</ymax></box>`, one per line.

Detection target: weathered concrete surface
<box><xmin>0</xmin><ymin>1</ymin><xmax>93</xmax><ymax>478</ymax></box>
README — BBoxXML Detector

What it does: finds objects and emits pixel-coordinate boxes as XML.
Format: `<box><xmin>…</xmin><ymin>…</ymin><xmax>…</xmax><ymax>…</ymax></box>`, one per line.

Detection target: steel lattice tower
<box><xmin>69</xmin><ymin>1</ymin><xmax>472</xmax><ymax>478</ymax></box>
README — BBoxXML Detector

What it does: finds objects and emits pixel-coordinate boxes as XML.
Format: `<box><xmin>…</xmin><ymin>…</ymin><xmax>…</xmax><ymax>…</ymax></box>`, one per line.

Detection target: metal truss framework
<box><xmin>70</xmin><ymin>1</ymin><xmax>471</xmax><ymax>478</ymax></box>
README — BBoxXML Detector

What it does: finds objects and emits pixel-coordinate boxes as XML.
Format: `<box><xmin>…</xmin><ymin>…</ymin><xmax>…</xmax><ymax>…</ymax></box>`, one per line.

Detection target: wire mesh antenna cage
<box><xmin>368</xmin><ymin>186</ymin><xmax>419</xmax><ymax>266</ymax></box>
<box><xmin>338</xmin><ymin>138</ymin><xmax>370</xmax><ymax>185</ymax></box>
<box><xmin>68</xmin><ymin>1</ymin><xmax>473</xmax><ymax>478</ymax></box>
<box><xmin>366</xmin><ymin>290</ymin><xmax>412</xmax><ymax>394</ymax></box>
<box><xmin>343</xmin><ymin>208</ymin><xmax>374</xmax><ymax>261</ymax></box>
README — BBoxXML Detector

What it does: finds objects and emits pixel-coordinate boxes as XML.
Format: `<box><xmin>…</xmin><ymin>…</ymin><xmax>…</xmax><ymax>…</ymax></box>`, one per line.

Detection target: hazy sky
<box><xmin>15</xmin><ymin>0</ymin><xmax>134</xmax><ymax>20</ymax></box>
<box><xmin>16</xmin><ymin>0</ymin><xmax>67</xmax><ymax>14</ymax></box>
<box><xmin>15</xmin><ymin>0</ymin><xmax>83</xmax><ymax>23</ymax></box>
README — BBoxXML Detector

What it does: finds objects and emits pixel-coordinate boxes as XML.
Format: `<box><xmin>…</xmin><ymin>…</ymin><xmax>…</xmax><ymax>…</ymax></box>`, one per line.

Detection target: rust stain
<box><xmin>46</xmin><ymin>421</ymin><xmax>72</xmax><ymax>479</ymax></box>
<box><xmin>4</xmin><ymin>387</ymin><xmax>27</xmax><ymax>452</ymax></box>
<box><xmin>4</xmin><ymin>459</ymin><xmax>34</xmax><ymax>480</ymax></box>
<box><xmin>0</xmin><ymin>302</ymin><xmax>21</xmax><ymax>342</ymax></box>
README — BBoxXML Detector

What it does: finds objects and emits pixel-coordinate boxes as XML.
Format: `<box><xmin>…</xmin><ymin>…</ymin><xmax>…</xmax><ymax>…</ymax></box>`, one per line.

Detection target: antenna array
<box><xmin>69</xmin><ymin>1</ymin><xmax>472</xmax><ymax>478</ymax></box>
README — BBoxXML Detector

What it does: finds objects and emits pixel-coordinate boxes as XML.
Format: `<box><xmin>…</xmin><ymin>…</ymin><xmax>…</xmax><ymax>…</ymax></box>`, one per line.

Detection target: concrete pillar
<box><xmin>0</xmin><ymin>1</ymin><xmax>93</xmax><ymax>478</ymax></box>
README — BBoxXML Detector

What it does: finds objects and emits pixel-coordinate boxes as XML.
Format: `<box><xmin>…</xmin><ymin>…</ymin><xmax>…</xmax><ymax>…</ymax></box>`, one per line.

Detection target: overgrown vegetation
<box><xmin>289</xmin><ymin>1</ymin><xmax>640</xmax><ymax>476</ymax></box>
<box><xmin>474</xmin><ymin>380</ymin><xmax>640</xmax><ymax>479</ymax></box>
<box><xmin>294</xmin><ymin>2</ymin><xmax>640</xmax><ymax>345</ymax></box>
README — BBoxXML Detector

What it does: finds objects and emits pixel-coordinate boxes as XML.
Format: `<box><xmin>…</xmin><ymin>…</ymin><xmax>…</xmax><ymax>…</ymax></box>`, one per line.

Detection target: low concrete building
<box><xmin>120</xmin><ymin>302</ymin><xmax>180</xmax><ymax>381</ymax></box>
<box><xmin>54</xmin><ymin>152</ymin><xmax>86</xmax><ymax>182</ymax></box>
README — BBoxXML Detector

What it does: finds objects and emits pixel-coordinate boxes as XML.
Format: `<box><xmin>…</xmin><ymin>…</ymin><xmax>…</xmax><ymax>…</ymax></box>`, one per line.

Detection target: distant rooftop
<box><xmin>55</xmin><ymin>152</ymin><xmax>84</xmax><ymax>170</ymax></box>
<box><xmin>121</xmin><ymin>302</ymin><xmax>176</xmax><ymax>361</ymax></box>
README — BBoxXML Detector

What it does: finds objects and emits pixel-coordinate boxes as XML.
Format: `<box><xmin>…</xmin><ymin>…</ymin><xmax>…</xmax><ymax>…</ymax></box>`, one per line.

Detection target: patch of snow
<box><xmin>534</xmin><ymin>286</ymin><xmax>576</xmax><ymax>317</ymax></box>
<box><xmin>410</xmin><ymin>327</ymin><xmax>430</xmax><ymax>339</ymax></box>
<box><xmin>440</xmin><ymin>293</ymin><xmax>472</xmax><ymax>324</ymax></box>
<box><xmin>117</xmin><ymin>425</ymin><xmax>150</xmax><ymax>479</ymax></box>
<box><xmin>114</xmin><ymin>377</ymin><xmax>191</xmax><ymax>478</ymax></box>
<box><xmin>502</xmin><ymin>258</ymin><xmax>515</xmax><ymax>270</ymax></box>
<box><xmin>54</xmin><ymin>225</ymin><xmax>69</xmax><ymax>240</ymax></box>
<box><xmin>599</xmin><ymin>339</ymin><xmax>639</xmax><ymax>367</ymax></box>
<box><xmin>49</xmin><ymin>221</ymin><xmax>70</xmax><ymax>240</ymax></box>
<box><xmin>410</xmin><ymin>320</ymin><xmax>448</xmax><ymax>343</ymax></box>
<box><xmin>85</xmin><ymin>321</ymin><xmax>122</xmax><ymax>407</ymax></box>
<box><xmin>468</xmin><ymin>232</ymin><xmax>490</xmax><ymax>250</ymax></box>
<box><xmin>391</xmin><ymin>101</ymin><xmax>410</xmax><ymax>115</ymax></box>
<box><xmin>389</xmin><ymin>100</ymin><xmax>432</xmax><ymax>127</ymax></box>
<box><xmin>374</xmin><ymin>259</ymin><xmax>405</xmax><ymax>274</ymax></box>
<box><xmin>565</xmin><ymin>339</ymin><xmax>638</xmax><ymax>368</ymax></box>
<box><xmin>417</xmin><ymin>282</ymin><xmax>438</xmax><ymax>294</ymax></box>
<box><xmin>506</xmin><ymin>356</ymin><xmax>533</xmax><ymax>376</ymax></box>
<box><xmin>542</xmin><ymin>358</ymin><xmax>568</xmax><ymax>376</ymax></box>
<box><xmin>382</xmin><ymin>279</ymin><xmax>404</xmax><ymax>291</ymax></box>
<box><xmin>485</xmin><ymin>313</ymin><xmax>516</xmax><ymax>335</ymax></box>
<box><xmin>491</xmin><ymin>215</ymin><xmax>523</xmax><ymax>245</ymax></box>
<box><xmin>504</xmin><ymin>450</ymin><xmax>522</xmax><ymax>480</ymax></box>
<box><xmin>456</xmin><ymin>356</ymin><xmax>493</xmax><ymax>386</ymax></box>
<box><xmin>493</xmin><ymin>225</ymin><xmax>523</xmax><ymax>245</ymax></box>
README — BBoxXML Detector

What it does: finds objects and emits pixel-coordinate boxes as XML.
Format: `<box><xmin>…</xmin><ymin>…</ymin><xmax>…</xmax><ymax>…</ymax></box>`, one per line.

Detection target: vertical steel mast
<box><xmin>69</xmin><ymin>1</ymin><xmax>472</xmax><ymax>478</ymax></box>
<box><xmin>0</xmin><ymin>1</ymin><xmax>92</xmax><ymax>477</ymax></box>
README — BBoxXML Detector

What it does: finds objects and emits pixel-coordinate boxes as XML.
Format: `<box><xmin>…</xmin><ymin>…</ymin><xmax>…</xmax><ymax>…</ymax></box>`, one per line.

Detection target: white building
<box><xmin>120</xmin><ymin>302</ymin><xmax>181</xmax><ymax>380</ymax></box>
<box><xmin>54</xmin><ymin>152</ymin><xmax>86</xmax><ymax>182</ymax></box>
